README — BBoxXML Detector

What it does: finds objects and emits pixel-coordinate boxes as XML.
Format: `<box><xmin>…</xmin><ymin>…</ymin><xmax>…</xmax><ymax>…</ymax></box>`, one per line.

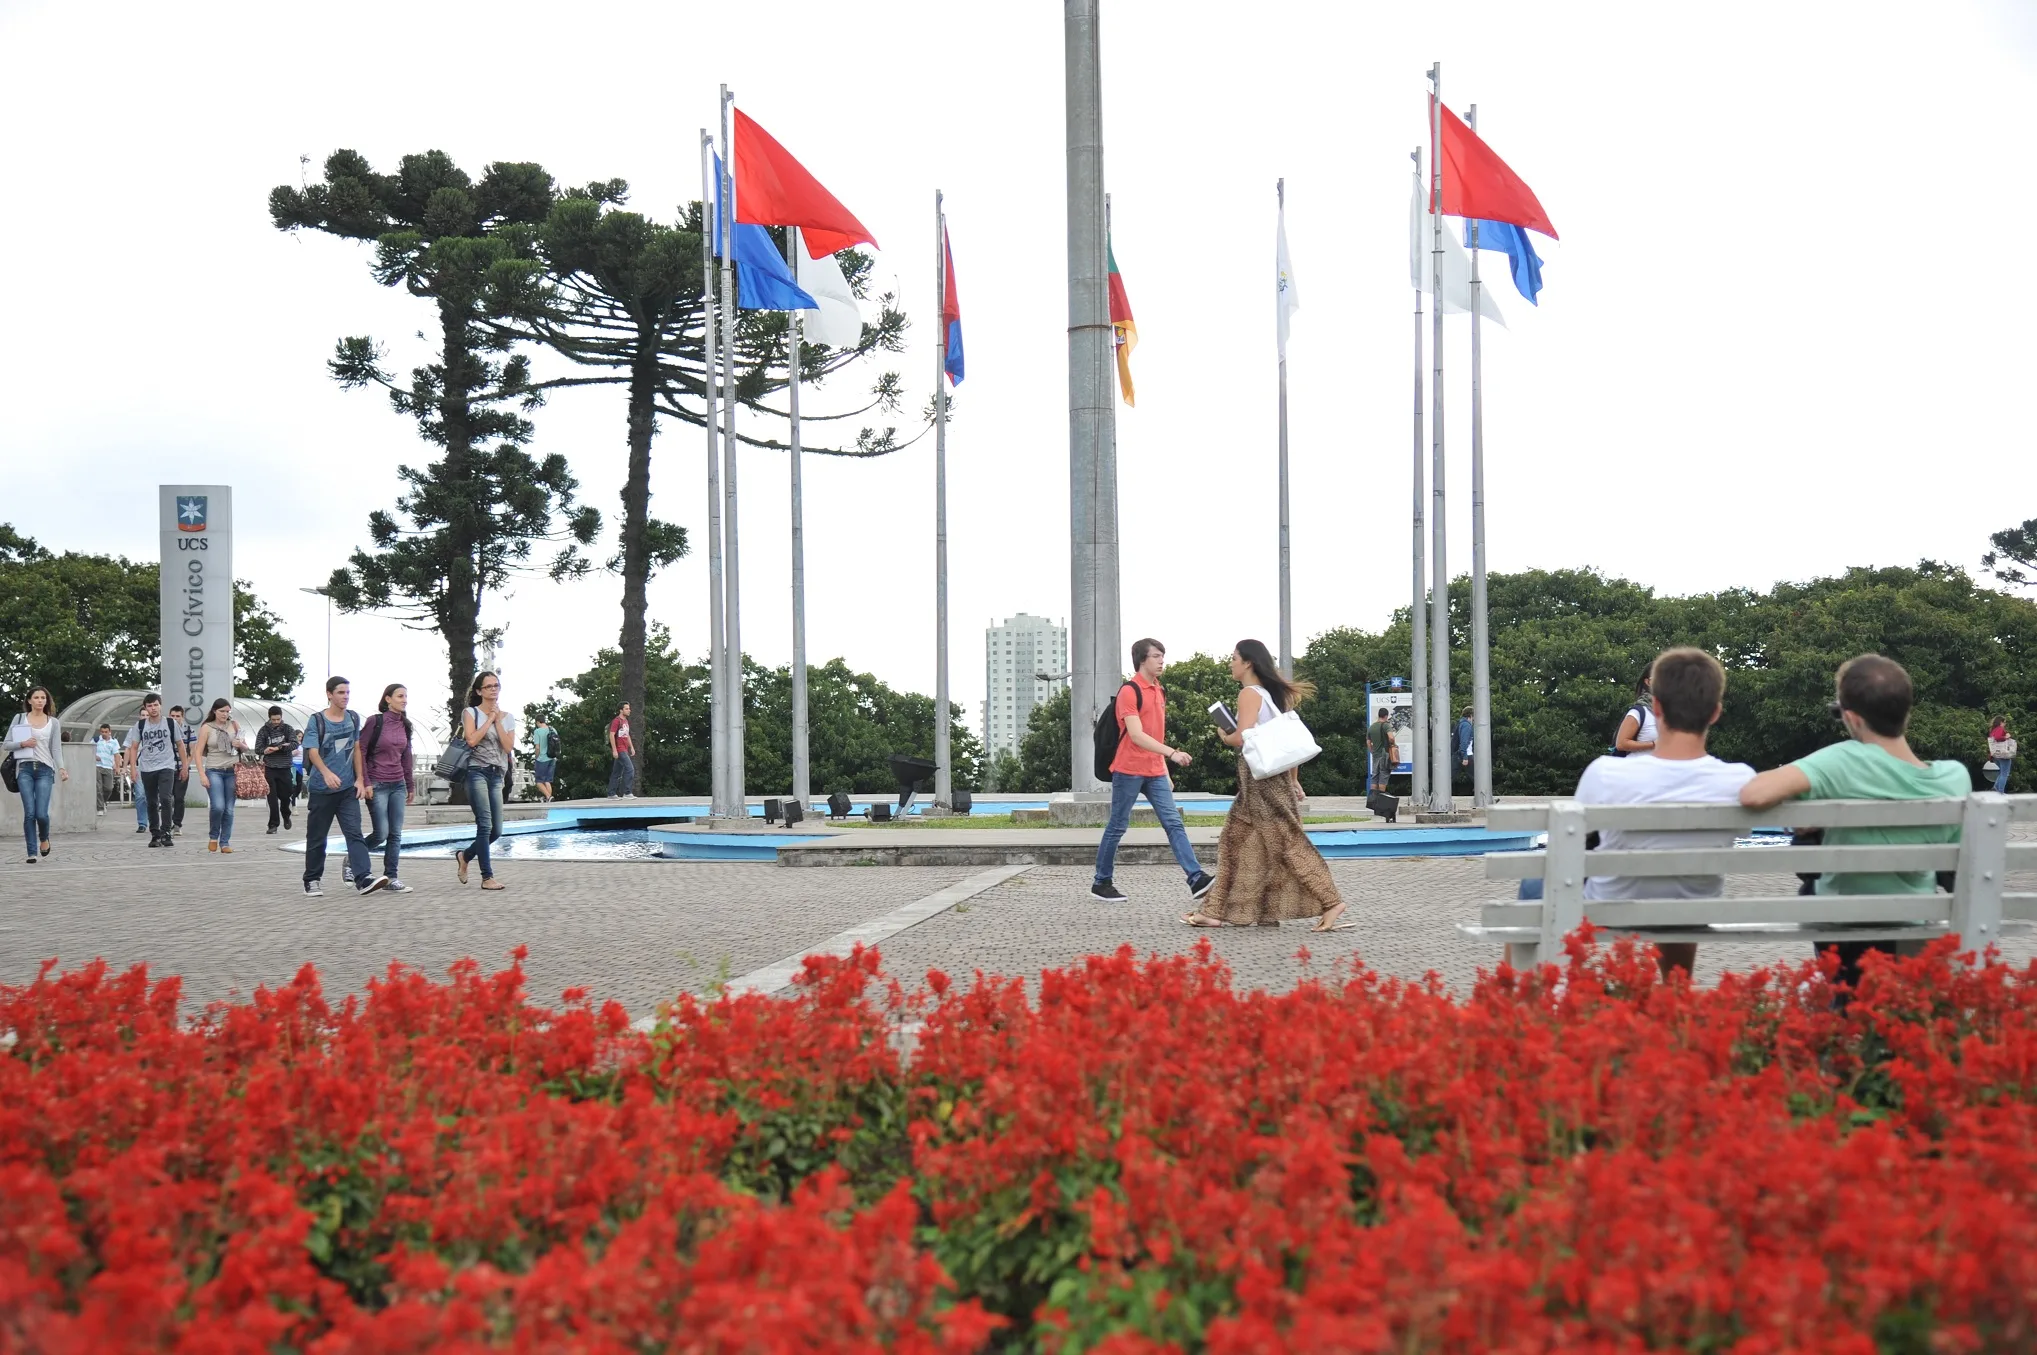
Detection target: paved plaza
<box><xmin>4</xmin><ymin>827</ymin><xmax>2035</xmax><ymax>1020</ymax></box>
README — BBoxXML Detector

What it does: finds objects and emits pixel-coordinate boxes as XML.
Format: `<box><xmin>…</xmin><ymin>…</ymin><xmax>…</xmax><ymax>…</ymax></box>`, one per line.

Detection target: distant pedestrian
<box><xmin>1987</xmin><ymin>717</ymin><xmax>2016</xmax><ymax>794</ymax></box>
<box><xmin>301</xmin><ymin>676</ymin><xmax>386</xmax><ymax>898</ymax></box>
<box><xmin>193</xmin><ymin>697</ymin><xmax>249</xmax><ymax>853</ymax></box>
<box><xmin>167</xmin><ymin>705</ymin><xmax>197</xmax><ymax>835</ymax></box>
<box><xmin>606</xmin><ymin>703</ymin><xmax>636</xmax><ymax>798</ymax></box>
<box><xmin>1088</xmin><ymin>638</ymin><xmax>1214</xmax><ymax>905</ymax></box>
<box><xmin>9</xmin><ymin>685</ymin><xmax>67</xmax><ymax>865</ymax></box>
<box><xmin>252</xmin><ymin>706</ymin><xmax>299</xmax><ymax>834</ymax></box>
<box><xmin>1614</xmin><ymin>672</ymin><xmax>1657</xmax><ymax>755</ymax></box>
<box><xmin>530</xmin><ymin>716</ymin><xmax>558</xmax><ymax>802</ymax></box>
<box><xmin>360</xmin><ymin>684</ymin><xmax>416</xmax><ymax>893</ymax></box>
<box><xmin>93</xmin><ymin>723</ymin><xmax>120</xmax><ymax>814</ymax></box>
<box><xmin>1183</xmin><ymin>641</ymin><xmax>1349</xmax><ymax>931</ymax></box>
<box><xmin>123</xmin><ymin>693</ymin><xmax>188</xmax><ymax>848</ymax></box>
<box><xmin>1366</xmin><ymin>707</ymin><xmax>1397</xmax><ymax>794</ymax></box>
<box><xmin>455</xmin><ymin>671</ymin><xmax>514</xmax><ymax>891</ymax></box>
<box><xmin>1454</xmin><ymin>705</ymin><xmax>1474</xmax><ymax>783</ymax></box>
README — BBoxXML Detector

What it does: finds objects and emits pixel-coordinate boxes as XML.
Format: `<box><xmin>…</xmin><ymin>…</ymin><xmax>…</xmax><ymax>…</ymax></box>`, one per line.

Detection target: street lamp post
<box><xmin>299</xmin><ymin>587</ymin><xmax>331</xmax><ymax>679</ymax></box>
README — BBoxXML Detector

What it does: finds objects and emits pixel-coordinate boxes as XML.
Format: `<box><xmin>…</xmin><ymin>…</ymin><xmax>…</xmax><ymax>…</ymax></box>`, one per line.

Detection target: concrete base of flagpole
<box><xmin>1414</xmin><ymin>809</ymin><xmax>1476</xmax><ymax>824</ymax></box>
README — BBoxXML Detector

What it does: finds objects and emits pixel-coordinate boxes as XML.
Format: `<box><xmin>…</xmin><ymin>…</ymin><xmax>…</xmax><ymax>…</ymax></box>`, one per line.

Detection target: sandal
<box><xmin>1310</xmin><ymin>906</ymin><xmax>1356</xmax><ymax>933</ymax></box>
<box><xmin>1180</xmin><ymin>913</ymin><xmax>1228</xmax><ymax>928</ymax></box>
<box><xmin>455</xmin><ymin>850</ymin><xmax>470</xmax><ymax>884</ymax></box>
<box><xmin>480</xmin><ymin>878</ymin><xmax>504</xmax><ymax>891</ymax></box>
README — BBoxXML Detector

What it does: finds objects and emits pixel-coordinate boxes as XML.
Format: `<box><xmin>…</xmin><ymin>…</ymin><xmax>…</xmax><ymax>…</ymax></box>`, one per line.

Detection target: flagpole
<box><xmin>933</xmin><ymin>190</ymin><xmax>953</xmax><ymax>812</ymax></box>
<box><xmin>719</xmin><ymin>84</ymin><xmax>746</xmax><ymax>819</ymax></box>
<box><xmin>1466</xmin><ymin>105</ymin><xmax>1493</xmax><ymax>810</ymax></box>
<box><xmin>700</xmin><ymin>130</ymin><xmax>729</xmax><ymax>820</ymax></box>
<box><xmin>1276</xmin><ymin>178</ymin><xmax>1293</xmax><ymax>677</ymax></box>
<box><xmin>786</xmin><ymin>227</ymin><xmax>810</xmax><ymax>812</ymax></box>
<box><xmin>1427</xmin><ymin>62</ymin><xmax>1454</xmax><ymax>815</ymax></box>
<box><xmin>1409</xmin><ymin>147</ymin><xmax>1429</xmax><ymax>812</ymax></box>
<box><xmin>1066</xmin><ymin>0</ymin><xmax>1119</xmax><ymax>798</ymax></box>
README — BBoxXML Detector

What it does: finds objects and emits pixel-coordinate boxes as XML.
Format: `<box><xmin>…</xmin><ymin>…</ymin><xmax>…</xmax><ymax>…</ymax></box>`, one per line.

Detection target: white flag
<box><xmin>1276</xmin><ymin>203</ymin><xmax>1300</xmax><ymax>355</ymax></box>
<box><xmin>793</xmin><ymin>228</ymin><xmax>864</xmax><ymax>349</ymax></box>
<box><xmin>1408</xmin><ymin>187</ymin><xmax>1507</xmax><ymax>329</ymax></box>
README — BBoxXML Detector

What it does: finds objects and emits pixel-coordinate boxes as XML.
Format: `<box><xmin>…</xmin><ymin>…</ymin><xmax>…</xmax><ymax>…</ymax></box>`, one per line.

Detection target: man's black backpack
<box><xmin>1091</xmin><ymin>681</ymin><xmax>1142</xmax><ymax>782</ymax></box>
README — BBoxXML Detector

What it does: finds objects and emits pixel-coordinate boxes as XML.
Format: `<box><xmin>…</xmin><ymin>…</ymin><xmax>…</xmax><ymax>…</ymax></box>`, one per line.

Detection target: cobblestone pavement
<box><xmin>0</xmin><ymin>831</ymin><xmax>976</xmax><ymax>1017</ymax></box>
<box><xmin>5</xmin><ymin>826</ymin><xmax>2034</xmax><ymax>1019</ymax></box>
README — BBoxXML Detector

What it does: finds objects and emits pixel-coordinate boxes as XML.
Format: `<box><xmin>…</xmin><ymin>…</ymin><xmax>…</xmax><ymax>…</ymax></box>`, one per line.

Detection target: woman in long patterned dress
<box><xmin>1182</xmin><ymin>639</ymin><xmax>1352</xmax><ymax>931</ymax></box>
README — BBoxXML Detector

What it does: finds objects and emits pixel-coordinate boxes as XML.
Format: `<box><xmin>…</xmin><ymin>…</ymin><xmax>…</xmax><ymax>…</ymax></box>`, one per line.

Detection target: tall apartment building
<box><xmin>983</xmin><ymin>613</ymin><xmax>1068</xmax><ymax>759</ymax></box>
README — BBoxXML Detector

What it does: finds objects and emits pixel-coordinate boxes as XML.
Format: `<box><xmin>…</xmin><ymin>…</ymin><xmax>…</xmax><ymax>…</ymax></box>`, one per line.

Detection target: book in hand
<box><xmin>1208</xmin><ymin>701</ymin><xmax>1238</xmax><ymax>735</ymax></box>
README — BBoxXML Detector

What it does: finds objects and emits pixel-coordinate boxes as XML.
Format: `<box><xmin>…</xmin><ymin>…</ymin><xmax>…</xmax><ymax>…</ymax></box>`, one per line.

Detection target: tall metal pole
<box><xmin>699</xmin><ymin>131</ymin><xmax>729</xmax><ymax>819</ymax></box>
<box><xmin>786</xmin><ymin>228</ymin><xmax>810</xmax><ymax>811</ymax></box>
<box><xmin>1409</xmin><ymin>148</ymin><xmax>1429</xmax><ymax>811</ymax></box>
<box><xmin>1276</xmin><ymin>177</ymin><xmax>1293</xmax><ymax>677</ymax></box>
<box><xmin>1467</xmin><ymin>105</ymin><xmax>1493</xmax><ymax>809</ymax></box>
<box><xmin>1065</xmin><ymin>0</ymin><xmax>1118</xmax><ymax>796</ymax></box>
<box><xmin>719</xmin><ymin>85</ymin><xmax>746</xmax><ymax>817</ymax></box>
<box><xmin>1427</xmin><ymin>63</ymin><xmax>1454</xmax><ymax>814</ymax></box>
<box><xmin>933</xmin><ymin>191</ymin><xmax>954</xmax><ymax>811</ymax></box>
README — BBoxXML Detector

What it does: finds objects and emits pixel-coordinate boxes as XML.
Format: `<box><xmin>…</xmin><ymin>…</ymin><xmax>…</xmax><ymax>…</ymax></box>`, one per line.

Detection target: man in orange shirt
<box><xmin>1091</xmin><ymin>638</ymin><xmax>1214</xmax><ymax>903</ymax></box>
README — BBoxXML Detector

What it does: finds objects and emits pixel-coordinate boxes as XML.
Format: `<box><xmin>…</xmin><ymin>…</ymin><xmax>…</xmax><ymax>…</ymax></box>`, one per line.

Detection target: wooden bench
<box><xmin>1462</xmin><ymin>792</ymin><xmax>2037</xmax><ymax>967</ymax></box>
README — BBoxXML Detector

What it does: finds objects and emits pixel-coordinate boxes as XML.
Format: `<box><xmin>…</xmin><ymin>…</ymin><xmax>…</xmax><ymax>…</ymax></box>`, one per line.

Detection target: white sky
<box><xmin>4</xmin><ymin>1</ymin><xmax>2034</xmax><ymax>753</ymax></box>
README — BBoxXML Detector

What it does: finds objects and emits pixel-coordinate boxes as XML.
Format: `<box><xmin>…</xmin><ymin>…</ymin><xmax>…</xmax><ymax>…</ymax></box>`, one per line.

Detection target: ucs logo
<box><xmin>175</xmin><ymin>496</ymin><xmax>208</xmax><ymax>533</ymax></box>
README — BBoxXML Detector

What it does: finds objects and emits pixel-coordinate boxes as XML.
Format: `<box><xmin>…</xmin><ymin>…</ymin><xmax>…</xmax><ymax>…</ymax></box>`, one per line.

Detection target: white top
<box><xmin>7</xmin><ymin>714</ymin><xmax>63</xmax><ymax>770</ymax></box>
<box><xmin>1622</xmin><ymin>702</ymin><xmax>1657</xmax><ymax>751</ymax></box>
<box><xmin>1243</xmin><ymin>684</ymin><xmax>1281</xmax><ymax>727</ymax></box>
<box><xmin>1575</xmin><ymin>753</ymin><xmax>1756</xmax><ymax>901</ymax></box>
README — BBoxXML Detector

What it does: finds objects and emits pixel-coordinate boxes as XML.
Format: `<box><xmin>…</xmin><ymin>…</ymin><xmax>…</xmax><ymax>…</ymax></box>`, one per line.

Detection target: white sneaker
<box><xmin>303</xmin><ymin>880</ymin><xmax>323</xmax><ymax>897</ymax></box>
<box><xmin>383</xmin><ymin>878</ymin><xmax>412</xmax><ymax>893</ymax></box>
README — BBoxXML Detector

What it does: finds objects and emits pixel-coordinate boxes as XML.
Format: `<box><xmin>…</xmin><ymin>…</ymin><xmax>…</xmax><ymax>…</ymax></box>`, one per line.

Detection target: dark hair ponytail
<box><xmin>1233</xmin><ymin>639</ymin><xmax>1314</xmax><ymax>712</ymax></box>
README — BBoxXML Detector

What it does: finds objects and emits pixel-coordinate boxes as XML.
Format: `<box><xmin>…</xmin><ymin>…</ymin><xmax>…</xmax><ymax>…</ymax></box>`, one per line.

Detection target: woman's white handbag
<box><xmin>1242</xmin><ymin>709</ymin><xmax>1321</xmax><ymax>780</ymax></box>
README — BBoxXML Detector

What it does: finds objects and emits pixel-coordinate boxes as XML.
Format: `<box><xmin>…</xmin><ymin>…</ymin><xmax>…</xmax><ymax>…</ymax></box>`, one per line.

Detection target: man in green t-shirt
<box><xmin>1741</xmin><ymin>654</ymin><xmax>1969</xmax><ymax>991</ymax></box>
<box><xmin>530</xmin><ymin>717</ymin><xmax>558</xmax><ymax>803</ymax></box>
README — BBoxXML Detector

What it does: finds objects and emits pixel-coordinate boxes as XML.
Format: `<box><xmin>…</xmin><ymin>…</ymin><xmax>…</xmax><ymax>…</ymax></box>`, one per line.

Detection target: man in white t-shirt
<box><xmin>1574</xmin><ymin>646</ymin><xmax>1754</xmax><ymax>979</ymax></box>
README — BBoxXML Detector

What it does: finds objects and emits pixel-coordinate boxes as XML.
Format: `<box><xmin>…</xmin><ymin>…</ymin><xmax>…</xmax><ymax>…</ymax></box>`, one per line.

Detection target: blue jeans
<box><xmin>365</xmin><ymin>782</ymin><xmax>407</xmax><ymax>879</ymax></box>
<box><xmin>1995</xmin><ymin>758</ymin><xmax>2013</xmax><ymax>794</ymax></box>
<box><xmin>205</xmin><ymin>768</ymin><xmax>237</xmax><ymax>846</ymax></box>
<box><xmin>1093</xmin><ymin>772</ymin><xmax>1201</xmax><ymax>884</ymax></box>
<box><xmin>17</xmin><ymin>762</ymin><xmax>54</xmax><ymax>857</ymax></box>
<box><xmin>304</xmin><ymin>791</ymin><xmax>371</xmax><ymax>885</ymax></box>
<box><xmin>135</xmin><ymin>776</ymin><xmax>149</xmax><ymax>826</ymax></box>
<box><xmin>464</xmin><ymin>766</ymin><xmax>504</xmax><ymax>879</ymax></box>
<box><xmin>608</xmin><ymin>752</ymin><xmax>635</xmax><ymax>796</ymax></box>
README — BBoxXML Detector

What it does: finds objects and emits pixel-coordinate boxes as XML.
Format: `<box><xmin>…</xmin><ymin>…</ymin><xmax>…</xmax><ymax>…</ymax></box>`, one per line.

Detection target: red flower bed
<box><xmin>2</xmin><ymin>934</ymin><xmax>2034</xmax><ymax>1353</ymax></box>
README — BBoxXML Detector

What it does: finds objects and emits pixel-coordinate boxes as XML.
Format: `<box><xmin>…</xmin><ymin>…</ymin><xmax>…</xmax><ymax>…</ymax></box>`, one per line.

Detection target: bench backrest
<box><xmin>1484</xmin><ymin>793</ymin><xmax>2035</xmax><ymax>954</ymax></box>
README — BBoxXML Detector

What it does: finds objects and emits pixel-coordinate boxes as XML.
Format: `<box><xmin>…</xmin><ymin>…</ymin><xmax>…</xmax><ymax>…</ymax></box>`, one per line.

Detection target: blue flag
<box><xmin>713</xmin><ymin>153</ymin><xmax>817</xmax><ymax>311</ymax></box>
<box><xmin>1463</xmin><ymin>218</ymin><xmax>1544</xmax><ymax>305</ymax></box>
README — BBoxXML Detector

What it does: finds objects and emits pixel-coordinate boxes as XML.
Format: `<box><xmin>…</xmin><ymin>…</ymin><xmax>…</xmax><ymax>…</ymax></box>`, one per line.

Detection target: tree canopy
<box><xmin>1010</xmin><ymin>564</ymin><xmax>2037</xmax><ymax>796</ymax></box>
<box><xmin>0</xmin><ymin>527</ymin><xmax>303</xmax><ymax>706</ymax></box>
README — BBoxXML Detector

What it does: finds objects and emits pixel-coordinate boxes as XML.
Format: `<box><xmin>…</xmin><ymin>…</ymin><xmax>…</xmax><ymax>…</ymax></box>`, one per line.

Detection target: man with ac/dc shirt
<box><xmin>253</xmin><ymin>706</ymin><xmax>300</xmax><ymax>834</ymax></box>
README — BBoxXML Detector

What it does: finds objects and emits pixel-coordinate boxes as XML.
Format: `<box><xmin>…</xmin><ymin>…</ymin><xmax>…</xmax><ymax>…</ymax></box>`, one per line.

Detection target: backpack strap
<box><xmin>363</xmin><ymin>712</ymin><xmax>383</xmax><ymax>762</ymax></box>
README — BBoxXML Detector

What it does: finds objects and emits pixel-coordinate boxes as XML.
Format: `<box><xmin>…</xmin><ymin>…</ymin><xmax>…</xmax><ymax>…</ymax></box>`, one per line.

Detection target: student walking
<box><xmin>124</xmin><ymin>693</ymin><xmax>189</xmax><ymax>848</ymax></box>
<box><xmin>253</xmin><ymin>707</ymin><xmax>299</xmax><ymax>833</ymax></box>
<box><xmin>194</xmin><ymin>698</ymin><xmax>250</xmax><ymax>853</ymax></box>
<box><xmin>360</xmin><ymin>684</ymin><xmax>416</xmax><ymax>893</ymax></box>
<box><xmin>1454</xmin><ymin>706</ymin><xmax>1474</xmax><ymax>785</ymax></box>
<box><xmin>1366</xmin><ymin>707</ymin><xmax>1396</xmax><ymax>794</ymax></box>
<box><xmin>606</xmin><ymin>703</ymin><xmax>636</xmax><ymax>798</ymax></box>
<box><xmin>1089</xmin><ymin>638</ymin><xmax>1214</xmax><ymax>904</ymax></box>
<box><xmin>8</xmin><ymin>686</ymin><xmax>68</xmax><ymax>864</ymax></box>
<box><xmin>1740</xmin><ymin>654</ymin><xmax>1968</xmax><ymax>998</ymax></box>
<box><xmin>1182</xmin><ymin>641</ymin><xmax>1349</xmax><ymax>931</ymax></box>
<box><xmin>455</xmin><ymin>671</ymin><xmax>514</xmax><ymax>890</ymax></box>
<box><xmin>301</xmin><ymin>676</ymin><xmax>386</xmax><ymax>897</ymax></box>
<box><xmin>93</xmin><ymin>723</ymin><xmax>119</xmax><ymax>814</ymax></box>
<box><xmin>1987</xmin><ymin>717</ymin><xmax>2016</xmax><ymax>794</ymax></box>
<box><xmin>167</xmin><ymin>705</ymin><xmax>197</xmax><ymax>835</ymax></box>
<box><xmin>1614</xmin><ymin>672</ymin><xmax>1657</xmax><ymax>755</ymax></box>
<box><xmin>531</xmin><ymin>717</ymin><xmax>558</xmax><ymax>802</ymax></box>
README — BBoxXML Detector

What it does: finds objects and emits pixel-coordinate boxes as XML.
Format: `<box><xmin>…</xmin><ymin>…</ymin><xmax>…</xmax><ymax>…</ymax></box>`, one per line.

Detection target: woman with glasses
<box><xmin>455</xmin><ymin>671</ymin><xmax>514</xmax><ymax>891</ymax></box>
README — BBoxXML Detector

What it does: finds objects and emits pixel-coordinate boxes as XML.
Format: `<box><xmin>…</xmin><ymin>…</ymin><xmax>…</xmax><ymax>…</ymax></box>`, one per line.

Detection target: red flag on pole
<box><xmin>1434</xmin><ymin>100</ymin><xmax>1558</xmax><ymax>240</ymax></box>
<box><xmin>732</xmin><ymin>109</ymin><xmax>877</xmax><ymax>258</ymax></box>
